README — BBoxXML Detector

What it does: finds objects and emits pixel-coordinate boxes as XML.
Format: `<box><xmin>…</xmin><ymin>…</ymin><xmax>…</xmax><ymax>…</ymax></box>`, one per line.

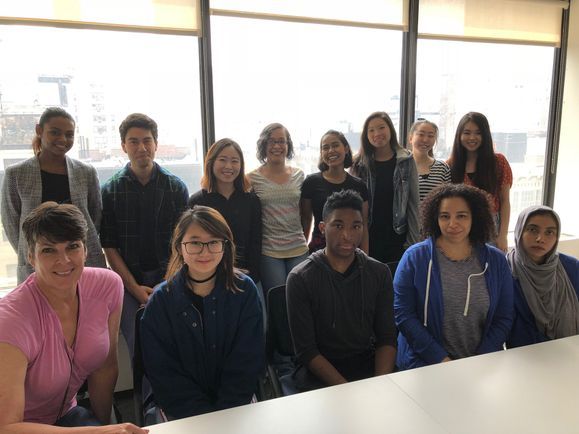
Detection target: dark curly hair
<box><xmin>421</xmin><ymin>183</ymin><xmax>496</xmax><ymax>244</ymax></box>
<box><xmin>256</xmin><ymin>123</ymin><xmax>294</xmax><ymax>164</ymax></box>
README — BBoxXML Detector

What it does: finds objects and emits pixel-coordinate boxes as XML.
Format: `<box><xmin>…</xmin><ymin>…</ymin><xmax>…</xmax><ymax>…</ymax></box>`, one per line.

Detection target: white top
<box><xmin>249</xmin><ymin>166</ymin><xmax>308</xmax><ymax>258</ymax></box>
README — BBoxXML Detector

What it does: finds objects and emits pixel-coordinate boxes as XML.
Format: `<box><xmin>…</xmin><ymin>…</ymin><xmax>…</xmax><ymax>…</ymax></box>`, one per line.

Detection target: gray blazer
<box><xmin>1</xmin><ymin>156</ymin><xmax>106</xmax><ymax>283</ymax></box>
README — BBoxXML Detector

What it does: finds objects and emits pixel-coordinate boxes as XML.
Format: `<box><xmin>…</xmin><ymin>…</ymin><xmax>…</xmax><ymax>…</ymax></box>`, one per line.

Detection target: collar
<box><xmin>168</xmin><ymin>265</ymin><xmax>225</xmax><ymax>313</ymax></box>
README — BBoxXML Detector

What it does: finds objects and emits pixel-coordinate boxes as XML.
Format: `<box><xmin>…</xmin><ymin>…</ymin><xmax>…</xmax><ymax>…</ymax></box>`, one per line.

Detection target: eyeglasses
<box><xmin>182</xmin><ymin>240</ymin><xmax>227</xmax><ymax>254</ymax></box>
<box><xmin>267</xmin><ymin>138</ymin><xmax>287</xmax><ymax>146</ymax></box>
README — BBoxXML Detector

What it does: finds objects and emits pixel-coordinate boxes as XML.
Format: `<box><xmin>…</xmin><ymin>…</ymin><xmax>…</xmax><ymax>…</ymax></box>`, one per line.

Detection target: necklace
<box><xmin>187</xmin><ymin>270</ymin><xmax>217</xmax><ymax>284</ymax></box>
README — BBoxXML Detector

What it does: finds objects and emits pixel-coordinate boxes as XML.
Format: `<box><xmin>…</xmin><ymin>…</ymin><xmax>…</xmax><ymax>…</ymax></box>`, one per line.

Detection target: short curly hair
<box><xmin>256</xmin><ymin>123</ymin><xmax>294</xmax><ymax>164</ymax></box>
<box><xmin>421</xmin><ymin>184</ymin><xmax>496</xmax><ymax>244</ymax></box>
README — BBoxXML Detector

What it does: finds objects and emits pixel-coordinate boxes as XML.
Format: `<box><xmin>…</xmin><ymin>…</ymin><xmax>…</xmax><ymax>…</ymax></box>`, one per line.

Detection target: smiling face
<box><xmin>28</xmin><ymin>238</ymin><xmax>86</xmax><ymax>293</ymax></box>
<box><xmin>122</xmin><ymin>127</ymin><xmax>158</xmax><ymax>170</ymax></box>
<box><xmin>212</xmin><ymin>145</ymin><xmax>241</xmax><ymax>187</ymax></box>
<box><xmin>36</xmin><ymin>116</ymin><xmax>75</xmax><ymax>158</ymax></box>
<box><xmin>521</xmin><ymin>214</ymin><xmax>558</xmax><ymax>264</ymax></box>
<box><xmin>460</xmin><ymin>121</ymin><xmax>482</xmax><ymax>154</ymax></box>
<box><xmin>367</xmin><ymin>117</ymin><xmax>392</xmax><ymax>149</ymax></box>
<box><xmin>320</xmin><ymin>133</ymin><xmax>348</xmax><ymax>169</ymax></box>
<box><xmin>437</xmin><ymin>197</ymin><xmax>473</xmax><ymax>246</ymax></box>
<box><xmin>265</xmin><ymin>127</ymin><xmax>288</xmax><ymax>164</ymax></box>
<box><xmin>410</xmin><ymin>123</ymin><xmax>437</xmax><ymax>156</ymax></box>
<box><xmin>181</xmin><ymin>223</ymin><xmax>224</xmax><ymax>280</ymax></box>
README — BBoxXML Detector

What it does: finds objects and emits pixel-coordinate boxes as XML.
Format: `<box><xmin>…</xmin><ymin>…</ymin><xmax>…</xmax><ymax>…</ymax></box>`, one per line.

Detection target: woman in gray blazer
<box><xmin>1</xmin><ymin>107</ymin><xmax>106</xmax><ymax>283</ymax></box>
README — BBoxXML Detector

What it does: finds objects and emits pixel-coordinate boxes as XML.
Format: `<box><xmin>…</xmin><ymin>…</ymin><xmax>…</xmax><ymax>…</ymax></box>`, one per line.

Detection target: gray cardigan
<box><xmin>1</xmin><ymin>156</ymin><xmax>106</xmax><ymax>283</ymax></box>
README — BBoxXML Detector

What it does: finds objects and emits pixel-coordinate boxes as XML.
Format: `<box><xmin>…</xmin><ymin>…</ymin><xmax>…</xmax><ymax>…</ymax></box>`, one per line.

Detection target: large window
<box><xmin>415</xmin><ymin>39</ymin><xmax>554</xmax><ymax>231</ymax></box>
<box><xmin>211</xmin><ymin>15</ymin><xmax>403</xmax><ymax>174</ymax></box>
<box><xmin>0</xmin><ymin>25</ymin><xmax>202</xmax><ymax>291</ymax></box>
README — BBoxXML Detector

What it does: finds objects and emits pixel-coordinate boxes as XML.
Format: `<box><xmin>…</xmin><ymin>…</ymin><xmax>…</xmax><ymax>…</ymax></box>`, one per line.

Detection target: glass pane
<box><xmin>415</xmin><ymin>38</ymin><xmax>554</xmax><ymax>232</ymax></box>
<box><xmin>211</xmin><ymin>15</ymin><xmax>403</xmax><ymax>174</ymax></box>
<box><xmin>0</xmin><ymin>25</ymin><xmax>202</xmax><ymax>293</ymax></box>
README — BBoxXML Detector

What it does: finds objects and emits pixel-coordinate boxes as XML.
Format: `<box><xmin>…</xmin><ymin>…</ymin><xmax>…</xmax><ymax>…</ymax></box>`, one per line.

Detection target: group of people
<box><xmin>0</xmin><ymin>106</ymin><xmax>576</xmax><ymax>432</ymax></box>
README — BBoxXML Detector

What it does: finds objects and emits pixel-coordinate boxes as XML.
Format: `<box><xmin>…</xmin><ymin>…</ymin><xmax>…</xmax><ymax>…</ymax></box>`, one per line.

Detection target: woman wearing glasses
<box><xmin>248</xmin><ymin>123</ymin><xmax>308</xmax><ymax>294</ymax></box>
<box><xmin>140</xmin><ymin>206</ymin><xmax>264</xmax><ymax>420</ymax></box>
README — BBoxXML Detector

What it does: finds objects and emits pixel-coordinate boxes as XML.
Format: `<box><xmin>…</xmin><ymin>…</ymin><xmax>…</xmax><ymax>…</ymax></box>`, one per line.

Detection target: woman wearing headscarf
<box><xmin>506</xmin><ymin>206</ymin><xmax>579</xmax><ymax>348</ymax></box>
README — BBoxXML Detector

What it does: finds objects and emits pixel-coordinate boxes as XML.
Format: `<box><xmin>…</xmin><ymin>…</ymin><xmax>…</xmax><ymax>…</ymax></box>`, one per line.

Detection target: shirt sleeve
<box><xmin>0</xmin><ymin>165</ymin><xmax>22</xmax><ymax>252</ymax></box>
<box><xmin>286</xmin><ymin>270</ymin><xmax>320</xmax><ymax>365</ymax></box>
<box><xmin>300</xmin><ymin>174</ymin><xmax>316</xmax><ymax>199</ymax></box>
<box><xmin>496</xmin><ymin>153</ymin><xmax>513</xmax><ymax>189</ymax></box>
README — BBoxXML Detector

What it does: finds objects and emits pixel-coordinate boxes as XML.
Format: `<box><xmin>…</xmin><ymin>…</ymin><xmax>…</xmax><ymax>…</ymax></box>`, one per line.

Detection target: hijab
<box><xmin>506</xmin><ymin>205</ymin><xmax>579</xmax><ymax>340</ymax></box>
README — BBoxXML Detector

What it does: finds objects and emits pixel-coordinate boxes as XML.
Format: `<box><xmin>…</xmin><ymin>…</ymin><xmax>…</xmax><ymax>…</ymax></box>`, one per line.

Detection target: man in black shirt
<box><xmin>286</xmin><ymin>190</ymin><xmax>397</xmax><ymax>391</ymax></box>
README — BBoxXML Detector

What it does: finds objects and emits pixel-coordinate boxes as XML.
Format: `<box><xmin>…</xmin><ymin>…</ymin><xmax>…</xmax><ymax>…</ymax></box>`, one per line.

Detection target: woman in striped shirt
<box><xmin>408</xmin><ymin>119</ymin><xmax>451</xmax><ymax>202</ymax></box>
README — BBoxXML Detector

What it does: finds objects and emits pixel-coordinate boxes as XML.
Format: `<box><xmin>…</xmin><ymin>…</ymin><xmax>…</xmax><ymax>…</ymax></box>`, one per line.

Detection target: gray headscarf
<box><xmin>506</xmin><ymin>205</ymin><xmax>579</xmax><ymax>339</ymax></box>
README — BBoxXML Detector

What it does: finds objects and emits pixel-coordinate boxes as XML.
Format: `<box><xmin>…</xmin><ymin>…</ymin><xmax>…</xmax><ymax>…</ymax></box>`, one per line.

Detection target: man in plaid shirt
<box><xmin>100</xmin><ymin>113</ymin><xmax>189</xmax><ymax>357</ymax></box>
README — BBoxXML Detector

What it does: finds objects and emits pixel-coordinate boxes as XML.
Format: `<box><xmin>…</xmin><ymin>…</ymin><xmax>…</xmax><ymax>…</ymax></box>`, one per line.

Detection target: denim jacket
<box><xmin>351</xmin><ymin>146</ymin><xmax>420</xmax><ymax>247</ymax></box>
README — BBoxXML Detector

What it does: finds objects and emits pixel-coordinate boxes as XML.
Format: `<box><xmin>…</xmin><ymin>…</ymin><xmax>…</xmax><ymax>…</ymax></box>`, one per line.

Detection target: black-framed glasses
<box><xmin>182</xmin><ymin>240</ymin><xmax>227</xmax><ymax>254</ymax></box>
<box><xmin>267</xmin><ymin>138</ymin><xmax>287</xmax><ymax>146</ymax></box>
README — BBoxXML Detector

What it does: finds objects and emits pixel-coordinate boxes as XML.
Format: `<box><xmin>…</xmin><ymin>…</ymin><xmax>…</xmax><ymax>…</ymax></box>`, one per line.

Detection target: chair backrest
<box><xmin>266</xmin><ymin>285</ymin><xmax>295</xmax><ymax>360</ymax></box>
<box><xmin>133</xmin><ymin>306</ymin><xmax>146</xmax><ymax>427</ymax></box>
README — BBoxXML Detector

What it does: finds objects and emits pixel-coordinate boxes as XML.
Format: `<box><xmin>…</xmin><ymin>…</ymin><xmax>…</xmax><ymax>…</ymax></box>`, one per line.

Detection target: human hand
<box><xmin>131</xmin><ymin>285</ymin><xmax>154</xmax><ymax>305</ymax></box>
<box><xmin>441</xmin><ymin>356</ymin><xmax>452</xmax><ymax>363</ymax></box>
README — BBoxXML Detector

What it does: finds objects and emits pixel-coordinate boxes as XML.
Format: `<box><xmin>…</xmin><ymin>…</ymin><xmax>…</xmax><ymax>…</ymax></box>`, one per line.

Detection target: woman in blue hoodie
<box><xmin>394</xmin><ymin>184</ymin><xmax>513</xmax><ymax>370</ymax></box>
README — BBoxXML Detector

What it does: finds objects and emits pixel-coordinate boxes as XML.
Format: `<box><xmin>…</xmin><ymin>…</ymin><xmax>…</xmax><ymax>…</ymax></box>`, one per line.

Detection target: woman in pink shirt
<box><xmin>0</xmin><ymin>202</ymin><xmax>147</xmax><ymax>433</ymax></box>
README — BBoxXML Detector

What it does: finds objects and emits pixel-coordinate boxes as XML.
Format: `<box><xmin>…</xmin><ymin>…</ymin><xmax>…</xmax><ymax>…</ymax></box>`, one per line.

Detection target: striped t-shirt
<box><xmin>249</xmin><ymin>166</ymin><xmax>308</xmax><ymax>258</ymax></box>
<box><xmin>418</xmin><ymin>159</ymin><xmax>451</xmax><ymax>201</ymax></box>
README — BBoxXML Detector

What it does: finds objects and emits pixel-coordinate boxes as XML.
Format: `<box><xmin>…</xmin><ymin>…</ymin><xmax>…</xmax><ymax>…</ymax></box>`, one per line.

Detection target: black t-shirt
<box><xmin>300</xmin><ymin>172</ymin><xmax>369</xmax><ymax>249</ymax></box>
<box><xmin>41</xmin><ymin>170</ymin><xmax>71</xmax><ymax>204</ymax></box>
<box><xmin>370</xmin><ymin>158</ymin><xmax>405</xmax><ymax>263</ymax></box>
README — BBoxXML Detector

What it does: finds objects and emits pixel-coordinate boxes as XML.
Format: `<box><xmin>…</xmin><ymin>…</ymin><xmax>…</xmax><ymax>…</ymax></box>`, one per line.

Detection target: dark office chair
<box><xmin>265</xmin><ymin>285</ymin><xmax>299</xmax><ymax>396</ymax></box>
<box><xmin>133</xmin><ymin>306</ymin><xmax>166</xmax><ymax>426</ymax></box>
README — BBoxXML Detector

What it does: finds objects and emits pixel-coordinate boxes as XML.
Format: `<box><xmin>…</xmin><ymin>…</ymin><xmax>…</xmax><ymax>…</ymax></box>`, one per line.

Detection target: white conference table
<box><xmin>147</xmin><ymin>336</ymin><xmax>579</xmax><ymax>434</ymax></box>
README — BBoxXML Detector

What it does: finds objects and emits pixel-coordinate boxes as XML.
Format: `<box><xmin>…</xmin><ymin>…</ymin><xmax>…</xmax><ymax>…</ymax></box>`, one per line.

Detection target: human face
<box><xmin>460</xmin><ymin>121</ymin><xmax>482</xmax><ymax>154</ymax></box>
<box><xmin>321</xmin><ymin>134</ymin><xmax>348</xmax><ymax>169</ymax></box>
<box><xmin>181</xmin><ymin>223</ymin><xmax>225</xmax><ymax>280</ymax></box>
<box><xmin>367</xmin><ymin>117</ymin><xmax>391</xmax><ymax>149</ymax></box>
<box><xmin>36</xmin><ymin>116</ymin><xmax>75</xmax><ymax>158</ymax></box>
<box><xmin>122</xmin><ymin>127</ymin><xmax>158</xmax><ymax>170</ymax></box>
<box><xmin>266</xmin><ymin>128</ymin><xmax>288</xmax><ymax>164</ymax></box>
<box><xmin>410</xmin><ymin>123</ymin><xmax>437</xmax><ymax>156</ymax></box>
<box><xmin>437</xmin><ymin>197</ymin><xmax>472</xmax><ymax>246</ymax></box>
<box><xmin>213</xmin><ymin>145</ymin><xmax>241</xmax><ymax>187</ymax></box>
<box><xmin>320</xmin><ymin>208</ymin><xmax>364</xmax><ymax>261</ymax></box>
<box><xmin>28</xmin><ymin>238</ymin><xmax>86</xmax><ymax>293</ymax></box>
<box><xmin>521</xmin><ymin>214</ymin><xmax>558</xmax><ymax>264</ymax></box>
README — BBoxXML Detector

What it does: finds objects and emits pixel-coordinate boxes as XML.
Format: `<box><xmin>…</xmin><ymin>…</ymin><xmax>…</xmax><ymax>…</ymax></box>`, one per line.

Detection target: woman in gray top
<box><xmin>1</xmin><ymin>107</ymin><xmax>106</xmax><ymax>283</ymax></box>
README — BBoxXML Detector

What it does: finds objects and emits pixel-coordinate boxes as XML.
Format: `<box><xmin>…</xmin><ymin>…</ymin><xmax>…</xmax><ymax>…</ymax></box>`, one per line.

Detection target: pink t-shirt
<box><xmin>0</xmin><ymin>267</ymin><xmax>123</xmax><ymax>424</ymax></box>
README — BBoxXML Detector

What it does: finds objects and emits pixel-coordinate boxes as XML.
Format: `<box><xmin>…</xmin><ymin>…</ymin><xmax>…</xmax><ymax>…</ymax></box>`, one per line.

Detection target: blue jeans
<box><xmin>55</xmin><ymin>406</ymin><xmax>101</xmax><ymax>427</ymax></box>
<box><xmin>260</xmin><ymin>253</ymin><xmax>308</xmax><ymax>296</ymax></box>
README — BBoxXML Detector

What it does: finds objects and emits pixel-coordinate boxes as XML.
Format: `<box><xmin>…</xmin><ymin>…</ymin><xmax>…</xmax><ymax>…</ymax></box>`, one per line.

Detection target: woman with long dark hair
<box><xmin>140</xmin><ymin>206</ymin><xmax>264</xmax><ymax>420</ymax></box>
<box><xmin>350</xmin><ymin>111</ymin><xmax>420</xmax><ymax>264</ymax></box>
<box><xmin>447</xmin><ymin>112</ymin><xmax>512</xmax><ymax>252</ymax></box>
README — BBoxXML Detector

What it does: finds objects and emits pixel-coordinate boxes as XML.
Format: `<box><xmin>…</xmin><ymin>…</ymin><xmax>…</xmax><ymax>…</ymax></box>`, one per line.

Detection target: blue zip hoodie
<box><xmin>394</xmin><ymin>237</ymin><xmax>514</xmax><ymax>370</ymax></box>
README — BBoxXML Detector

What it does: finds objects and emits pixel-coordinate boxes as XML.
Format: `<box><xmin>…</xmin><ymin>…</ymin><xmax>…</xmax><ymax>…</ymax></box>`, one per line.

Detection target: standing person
<box><xmin>300</xmin><ymin>130</ymin><xmax>369</xmax><ymax>253</ymax></box>
<box><xmin>248</xmin><ymin>123</ymin><xmax>308</xmax><ymax>294</ymax></box>
<box><xmin>408</xmin><ymin>119</ymin><xmax>451</xmax><ymax>202</ymax></box>
<box><xmin>188</xmin><ymin>138</ymin><xmax>261</xmax><ymax>286</ymax></box>
<box><xmin>0</xmin><ymin>202</ymin><xmax>147</xmax><ymax>434</ymax></box>
<box><xmin>507</xmin><ymin>206</ymin><xmax>579</xmax><ymax>348</ymax></box>
<box><xmin>287</xmin><ymin>190</ymin><xmax>397</xmax><ymax>391</ymax></box>
<box><xmin>395</xmin><ymin>184</ymin><xmax>513</xmax><ymax>370</ymax></box>
<box><xmin>1</xmin><ymin>107</ymin><xmax>106</xmax><ymax>284</ymax></box>
<box><xmin>350</xmin><ymin>111</ymin><xmax>420</xmax><ymax>264</ymax></box>
<box><xmin>447</xmin><ymin>112</ymin><xmax>512</xmax><ymax>252</ymax></box>
<box><xmin>140</xmin><ymin>206</ymin><xmax>264</xmax><ymax>420</ymax></box>
<box><xmin>100</xmin><ymin>113</ymin><xmax>189</xmax><ymax>357</ymax></box>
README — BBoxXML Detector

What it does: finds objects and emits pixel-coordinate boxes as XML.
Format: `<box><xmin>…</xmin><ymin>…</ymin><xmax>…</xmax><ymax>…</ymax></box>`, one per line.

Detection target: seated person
<box><xmin>140</xmin><ymin>206</ymin><xmax>264</xmax><ymax>420</ymax></box>
<box><xmin>0</xmin><ymin>202</ymin><xmax>146</xmax><ymax>433</ymax></box>
<box><xmin>507</xmin><ymin>206</ymin><xmax>579</xmax><ymax>348</ymax></box>
<box><xmin>286</xmin><ymin>189</ymin><xmax>397</xmax><ymax>391</ymax></box>
<box><xmin>395</xmin><ymin>184</ymin><xmax>513</xmax><ymax>370</ymax></box>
